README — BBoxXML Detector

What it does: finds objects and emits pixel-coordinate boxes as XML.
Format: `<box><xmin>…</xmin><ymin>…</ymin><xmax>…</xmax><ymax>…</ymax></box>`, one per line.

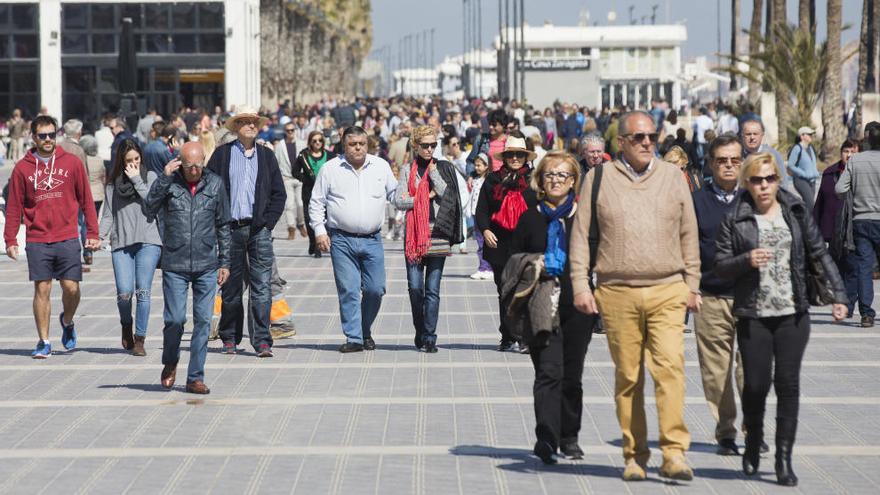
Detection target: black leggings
<box><xmin>491</xmin><ymin>262</ymin><xmax>514</xmax><ymax>343</ymax></box>
<box><xmin>737</xmin><ymin>313</ymin><xmax>810</xmax><ymax>424</ymax></box>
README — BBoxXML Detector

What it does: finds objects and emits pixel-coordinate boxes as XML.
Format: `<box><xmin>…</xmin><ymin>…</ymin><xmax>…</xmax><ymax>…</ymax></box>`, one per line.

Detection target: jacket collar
<box><xmin>733</xmin><ymin>187</ymin><xmax>805</xmax><ymax>221</ymax></box>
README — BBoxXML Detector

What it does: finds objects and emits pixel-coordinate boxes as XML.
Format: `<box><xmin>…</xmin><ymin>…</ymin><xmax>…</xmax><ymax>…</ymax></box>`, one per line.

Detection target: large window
<box><xmin>0</xmin><ymin>3</ymin><xmax>39</xmax><ymax>118</ymax></box>
<box><xmin>62</xmin><ymin>2</ymin><xmax>225</xmax><ymax>55</ymax></box>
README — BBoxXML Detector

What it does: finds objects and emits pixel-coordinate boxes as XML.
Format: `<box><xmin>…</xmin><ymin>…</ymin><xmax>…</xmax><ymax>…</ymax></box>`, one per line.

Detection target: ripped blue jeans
<box><xmin>111</xmin><ymin>243</ymin><xmax>162</xmax><ymax>336</ymax></box>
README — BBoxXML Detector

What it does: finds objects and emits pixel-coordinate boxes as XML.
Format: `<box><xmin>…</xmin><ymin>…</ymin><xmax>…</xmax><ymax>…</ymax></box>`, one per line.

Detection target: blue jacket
<box><xmin>144</xmin><ymin>139</ymin><xmax>173</xmax><ymax>176</ymax></box>
<box><xmin>787</xmin><ymin>142</ymin><xmax>820</xmax><ymax>181</ymax></box>
<box><xmin>207</xmin><ymin>141</ymin><xmax>287</xmax><ymax>235</ymax></box>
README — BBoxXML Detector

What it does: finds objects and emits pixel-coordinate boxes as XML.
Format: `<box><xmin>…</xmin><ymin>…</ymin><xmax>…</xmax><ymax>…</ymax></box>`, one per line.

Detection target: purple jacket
<box><xmin>813</xmin><ymin>160</ymin><xmax>846</xmax><ymax>242</ymax></box>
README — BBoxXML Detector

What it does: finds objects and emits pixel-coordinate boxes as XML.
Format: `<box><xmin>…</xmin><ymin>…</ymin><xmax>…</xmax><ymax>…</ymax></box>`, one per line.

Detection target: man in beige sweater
<box><xmin>570</xmin><ymin>111</ymin><xmax>701</xmax><ymax>482</ymax></box>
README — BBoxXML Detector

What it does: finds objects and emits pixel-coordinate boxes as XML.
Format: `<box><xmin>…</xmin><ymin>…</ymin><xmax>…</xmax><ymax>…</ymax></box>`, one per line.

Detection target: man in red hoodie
<box><xmin>4</xmin><ymin>115</ymin><xmax>100</xmax><ymax>358</ymax></box>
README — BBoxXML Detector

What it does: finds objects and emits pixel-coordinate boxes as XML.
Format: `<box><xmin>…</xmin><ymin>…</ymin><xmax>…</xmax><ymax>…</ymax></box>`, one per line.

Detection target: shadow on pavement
<box><xmin>97</xmin><ymin>383</ymin><xmax>170</xmax><ymax>392</ymax></box>
<box><xmin>448</xmin><ymin>445</ymin><xmax>626</xmax><ymax>479</ymax></box>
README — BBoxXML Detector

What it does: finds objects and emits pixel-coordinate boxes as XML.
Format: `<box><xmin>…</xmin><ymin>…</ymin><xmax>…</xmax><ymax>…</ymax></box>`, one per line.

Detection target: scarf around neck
<box><xmin>490</xmin><ymin>165</ymin><xmax>529</xmax><ymax>231</ymax></box>
<box><xmin>404</xmin><ymin>158</ymin><xmax>433</xmax><ymax>263</ymax></box>
<box><xmin>115</xmin><ymin>163</ymin><xmax>148</xmax><ymax>199</ymax></box>
<box><xmin>539</xmin><ymin>193</ymin><xmax>575</xmax><ymax>277</ymax></box>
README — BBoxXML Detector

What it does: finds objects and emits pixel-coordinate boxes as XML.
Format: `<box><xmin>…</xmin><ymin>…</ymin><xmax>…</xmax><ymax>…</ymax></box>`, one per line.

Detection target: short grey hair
<box><xmin>63</xmin><ymin>119</ymin><xmax>83</xmax><ymax>137</ymax></box>
<box><xmin>581</xmin><ymin>132</ymin><xmax>605</xmax><ymax>148</ymax></box>
<box><xmin>618</xmin><ymin>110</ymin><xmax>655</xmax><ymax>136</ymax></box>
<box><xmin>79</xmin><ymin>135</ymin><xmax>98</xmax><ymax>156</ymax></box>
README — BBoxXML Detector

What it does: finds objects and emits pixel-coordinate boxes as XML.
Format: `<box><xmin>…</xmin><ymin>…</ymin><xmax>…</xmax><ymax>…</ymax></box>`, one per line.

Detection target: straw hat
<box><xmin>225</xmin><ymin>105</ymin><xmax>269</xmax><ymax>131</ymax></box>
<box><xmin>493</xmin><ymin>135</ymin><xmax>537</xmax><ymax>162</ymax></box>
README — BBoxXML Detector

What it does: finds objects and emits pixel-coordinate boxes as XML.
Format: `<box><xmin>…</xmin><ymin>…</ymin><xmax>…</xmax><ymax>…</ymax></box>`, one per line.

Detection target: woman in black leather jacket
<box><xmin>714</xmin><ymin>152</ymin><xmax>848</xmax><ymax>486</ymax></box>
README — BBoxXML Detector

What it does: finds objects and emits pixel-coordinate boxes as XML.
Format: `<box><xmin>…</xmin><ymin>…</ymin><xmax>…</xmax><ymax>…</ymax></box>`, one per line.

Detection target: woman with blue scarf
<box><xmin>510</xmin><ymin>151</ymin><xmax>596</xmax><ymax>464</ymax></box>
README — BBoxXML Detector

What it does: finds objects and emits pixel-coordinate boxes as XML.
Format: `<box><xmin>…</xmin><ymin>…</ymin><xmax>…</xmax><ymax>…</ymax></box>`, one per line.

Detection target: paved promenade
<box><xmin>0</xmin><ymin>225</ymin><xmax>879</xmax><ymax>494</ymax></box>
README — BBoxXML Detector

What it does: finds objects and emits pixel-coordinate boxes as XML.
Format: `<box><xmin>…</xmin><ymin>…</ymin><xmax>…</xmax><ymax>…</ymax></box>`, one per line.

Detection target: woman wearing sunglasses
<box><xmin>714</xmin><ymin>152</ymin><xmax>848</xmax><ymax>486</ymax></box>
<box><xmin>293</xmin><ymin>130</ymin><xmax>336</xmax><ymax>258</ymax></box>
<box><xmin>475</xmin><ymin>131</ymin><xmax>538</xmax><ymax>352</ymax></box>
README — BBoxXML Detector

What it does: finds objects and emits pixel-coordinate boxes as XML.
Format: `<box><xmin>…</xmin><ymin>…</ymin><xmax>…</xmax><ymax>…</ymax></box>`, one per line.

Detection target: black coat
<box><xmin>292</xmin><ymin>149</ymin><xmax>337</xmax><ymax>191</ymax></box>
<box><xmin>713</xmin><ymin>188</ymin><xmax>847</xmax><ymax>318</ymax></box>
<box><xmin>474</xmin><ymin>168</ymin><xmax>539</xmax><ymax>268</ymax></box>
<box><xmin>206</xmin><ymin>141</ymin><xmax>287</xmax><ymax>235</ymax></box>
<box><xmin>145</xmin><ymin>169</ymin><xmax>231</xmax><ymax>273</ymax></box>
<box><xmin>510</xmin><ymin>206</ymin><xmax>577</xmax><ymax>307</ymax></box>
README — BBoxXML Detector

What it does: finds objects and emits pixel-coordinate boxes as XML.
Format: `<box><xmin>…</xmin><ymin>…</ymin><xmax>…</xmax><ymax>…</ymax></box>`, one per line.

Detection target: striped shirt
<box><xmin>229</xmin><ymin>141</ymin><xmax>258</xmax><ymax>220</ymax></box>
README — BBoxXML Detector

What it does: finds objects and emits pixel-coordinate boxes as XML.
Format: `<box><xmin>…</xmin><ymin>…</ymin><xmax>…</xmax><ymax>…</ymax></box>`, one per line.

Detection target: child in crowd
<box><xmin>469</xmin><ymin>153</ymin><xmax>493</xmax><ymax>280</ymax></box>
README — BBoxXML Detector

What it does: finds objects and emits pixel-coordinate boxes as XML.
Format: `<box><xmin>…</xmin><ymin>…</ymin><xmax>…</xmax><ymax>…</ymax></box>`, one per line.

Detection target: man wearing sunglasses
<box><xmin>570</xmin><ymin>110</ymin><xmax>701</xmax><ymax>481</ymax></box>
<box><xmin>4</xmin><ymin>115</ymin><xmax>100</xmax><ymax>359</ymax></box>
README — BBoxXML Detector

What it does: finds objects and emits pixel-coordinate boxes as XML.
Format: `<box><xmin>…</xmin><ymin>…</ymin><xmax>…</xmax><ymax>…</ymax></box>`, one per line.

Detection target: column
<box><xmin>224</xmin><ymin>0</ymin><xmax>261</xmax><ymax>110</ymax></box>
<box><xmin>39</xmin><ymin>0</ymin><xmax>62</xmax><ymax>120</ymax></box>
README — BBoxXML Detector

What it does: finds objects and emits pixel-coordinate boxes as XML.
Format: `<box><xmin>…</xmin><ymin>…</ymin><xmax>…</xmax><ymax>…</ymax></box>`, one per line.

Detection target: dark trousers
<box><xmin>302</xmin><ymin>187</ymin><xmax>316</xmax><ymax>254</ymax></box>
<box><xmin>853</xmin><ymin>220</ymin><xmax>880</xmax><ymax>318</ymax></box>
<box><xmin>529</xmin><ymin>305</ymin><xmax>594</xmax><ymax>450</ymax></box>
<box><xmin>737</xmin><ymin>313</ymin><xmax>810</xmax><ymax>432</ymax></box>
<box><xmin>218</xmin><ymin>225</ymin><xmax>274</xmax><ymax>350</ymax></box>
<box><xmin>491</xmin><ymin>261</ymin><xmax>514</xmax><ymax>343</ymax></box>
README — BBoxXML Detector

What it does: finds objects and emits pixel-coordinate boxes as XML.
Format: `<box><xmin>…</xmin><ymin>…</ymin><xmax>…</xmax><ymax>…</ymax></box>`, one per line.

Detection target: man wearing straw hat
<box><xmin>207</xmin><ymin>106</ymin><xmax>287</xmax><ymax>358</ymax></box>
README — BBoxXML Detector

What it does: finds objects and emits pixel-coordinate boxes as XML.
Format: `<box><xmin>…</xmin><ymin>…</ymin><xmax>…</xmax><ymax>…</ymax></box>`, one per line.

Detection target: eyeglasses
<box><xmin>36</xmin><ymin>132</ymin><xmax>57</xmax><ymax>141</ymax></box>
<box><xmin>714</xmin><ymin>157</ymin><xmax>743</xmax><ymax>167</ymax></box>
<box><xmin>285</xmin><ymin>128</ymin><xmax>296</xmax><ymax>133</ymax></box>
<box><xmin>623</xmin><ymin>133</ymin><xmax>659</xmax><ymax>143</ymax></box>
<box><xmin>542</xmin><ymin>171</ymin><xmax>575</xmax><ymax>182</ymax></box>
<box><xmin>419</xmin><ymin>142</ymin><xmax>438</xmax><ymax>150</ymax></box>
<box><xmin>182</xmin><ymin>163</ymin><xmax>203</xmax><ymax>169</ymax></box>
<box><xmin>747</xmin><ymin>174</ymin><xmax>779</xmax><ymax>185</ymax></box>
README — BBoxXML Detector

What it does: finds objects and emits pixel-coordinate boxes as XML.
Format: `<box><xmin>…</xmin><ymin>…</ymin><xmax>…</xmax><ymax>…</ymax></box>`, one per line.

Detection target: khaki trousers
<box><xmin>693</xmin><ymin>295</ymin><xmax>744</xmax><ymax>442</ymax></box>
<box><xmin>282</xmin><ymin>177</ymin><xmax>304</xmax><ymax>228</ymax></box>
<box><xmin>595</xmin><ymin>281</ymin><xmax>690</xmax><ymax>463</ymax></box>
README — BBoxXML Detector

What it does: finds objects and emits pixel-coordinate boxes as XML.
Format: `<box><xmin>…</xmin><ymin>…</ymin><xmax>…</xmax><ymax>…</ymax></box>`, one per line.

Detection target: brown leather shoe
<box><xmin>287</xmin><ymin>227</ymin><xmax>297</xmax><ymax>240</ymax></box>
<box><xmin>131</xmin><ymin>335</ymin><xmax>146</xmax><ymax>356</ymax></box>
<box><xmin>121</xmin><ymin>323</ymin><xmax>134</xmax><ymax>350</ymax></box>
<box><xmin>298</xmin><ymin>225</ymin><xmax>308</xmax><ymax>238</ymax></box>
<box><xmin>185</xmin><ymin>380</ymin><xmax>210</xmax><ymax>394</ymax></box>
<box><xmin>161</xmin><ymin>364</ymin><xmax>177</xmax><ymax>389</ymax></box>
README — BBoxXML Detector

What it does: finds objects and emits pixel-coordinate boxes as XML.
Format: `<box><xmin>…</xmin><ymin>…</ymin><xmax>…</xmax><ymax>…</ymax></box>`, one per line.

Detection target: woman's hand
<box><xmin>749</xmin><ymin>248</ymin><xmax>773</xmax><ymax>268</ymax></box>
<box><xmin>831</xmin><ymin>304</ymin><xmax>848</xmax><ymax>322</ymax></box>
<box><xmin>483</xmin><ymin>229</ymin><xmax>498</xmax><ymax>248</ymax></box>
<box><xmin>124</xmin><ymin>162</ymin><xmax>140</xmax><ymax>178</ymax></box>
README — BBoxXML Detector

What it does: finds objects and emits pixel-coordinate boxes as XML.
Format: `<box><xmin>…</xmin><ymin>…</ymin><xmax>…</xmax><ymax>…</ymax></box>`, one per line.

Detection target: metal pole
<box><xmin>463</xmin><ymin>0</ymin><xmax>468</xmax><ymax>98</ymax></box>
<box><xmin>511</xmin><ymin>0</ymin><xmax>518</xmax><ymax>101</ymax></box>
<box><xmin>472</xmin><ymin>0</ymin><xmax>478</xmax><ymax>99</ymax></box>
<box><xmin>519</xmin><ymin>0</ymin><xmax>524</xmax><ymax>102</ymax></box>
<box><xmin>478</xmin><ymin>0</ymin><xmax>483</xmax><ymax>98</ymax></box>
<box><xmin>716</xmin><ymin>0</ymin><xmax>721</xmax><ymax>98</ymax></box>
<box><xmin>504</xmin><ymin>0</ymin><xmax>509</xmax><ymax>100</ymax></box>
<box><xmin>497</xmin><ymin>0</ymin><xmax>503</xmax><ymax>100</ymax></box>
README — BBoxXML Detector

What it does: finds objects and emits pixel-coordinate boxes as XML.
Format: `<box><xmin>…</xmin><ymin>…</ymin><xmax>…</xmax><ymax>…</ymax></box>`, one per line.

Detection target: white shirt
<box><xmin>308</xmin><ymin>153</ymin><xmax>398</xmax><ymax>237</ymax></box>
<box><xmin>693</xmin><ymin>115</ymin><xmax>714</xmax><ymax>144</ymax></box>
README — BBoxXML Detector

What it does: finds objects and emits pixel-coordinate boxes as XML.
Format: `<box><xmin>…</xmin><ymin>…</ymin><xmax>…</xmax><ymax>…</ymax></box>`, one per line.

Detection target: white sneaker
<box><xmin>469</xmin><ymin>271</ymin><xmax>483</xmax><ymax>280</ymax></box>
<box><xmin>480</xmin><ymin>271</ymin><xmax>494</xmax><ymax>280</ymax></box>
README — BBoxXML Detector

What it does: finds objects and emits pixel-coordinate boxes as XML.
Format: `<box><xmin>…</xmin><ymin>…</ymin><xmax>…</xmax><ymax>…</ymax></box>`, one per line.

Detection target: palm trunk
<box><xmin>822</xmin><ymin>0</ymin><xmax>845</xmax><ymax>160</ymax></box>
<box><xmin>771</xmin><ymin>0</ymin><xmax>794</xmax><ymax>143</ymax></box>
<box><xmin>748</xmin><ymin>0</ymin><xmax>764</xmax><ymax>102</ymax></box>
<box><xmin>731</xmin><ymin>0</ymin><xmax>741</xmax><ymax>91</ymax></box>
<box><xmin>798</xmin><ymin>0</ymin><xmax>816</xmax><ymax>36</ymax></box>
<box><xmin>856</xmin><ymin>0</ymin><xmax>871</xmax><ymax>135</ymax></box>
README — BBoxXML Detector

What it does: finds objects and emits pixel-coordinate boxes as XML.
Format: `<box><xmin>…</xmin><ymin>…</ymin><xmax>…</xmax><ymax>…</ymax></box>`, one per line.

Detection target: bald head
<box><xmin>180</xmin><ymin>141</ymin><xmax>205</xmax><ymax>167</ymax></box>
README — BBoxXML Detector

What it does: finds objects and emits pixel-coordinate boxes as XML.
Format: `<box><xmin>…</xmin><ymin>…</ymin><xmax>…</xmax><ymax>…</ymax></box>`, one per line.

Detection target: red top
<box><xmin>4</xmin><ymin>146</ymin><xmax>98</xmax><ymax>247</ymax></box>
<box><xmin>188</xmin><ymin>180</ymin><xmax>199</xmax><ymax>196</ymax></box>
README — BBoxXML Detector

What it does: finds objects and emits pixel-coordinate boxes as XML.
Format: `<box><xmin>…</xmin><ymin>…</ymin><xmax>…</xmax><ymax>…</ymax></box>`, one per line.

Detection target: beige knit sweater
<box><xmin>569</xmin><ymin>159</ymin><xmax>701</xmax><ymax>296</ymax></box>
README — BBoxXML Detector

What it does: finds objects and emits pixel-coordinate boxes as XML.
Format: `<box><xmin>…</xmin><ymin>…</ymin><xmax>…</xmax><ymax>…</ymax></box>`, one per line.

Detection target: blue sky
<box><xmin>370</xmin><ymin>0</ymin><xmax>863</xmax><ymax>66</ymax></box>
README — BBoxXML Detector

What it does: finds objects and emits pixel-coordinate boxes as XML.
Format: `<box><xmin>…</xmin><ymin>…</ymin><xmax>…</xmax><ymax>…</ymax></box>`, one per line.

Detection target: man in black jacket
<box><xmin>207</xmin><ymin>106</ymin><xmax>287</xmax><ymax>357</ymax></box>
<box><xmin>145</xmin><ymin>142</ymin><xmax>231</xmax><ymax>394</ymax></box>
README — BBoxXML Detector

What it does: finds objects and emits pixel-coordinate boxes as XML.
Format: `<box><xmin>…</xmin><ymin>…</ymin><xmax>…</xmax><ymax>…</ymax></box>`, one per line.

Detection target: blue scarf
<box><xmin>539</xmin><ymin>193</ymin><xmax>575</xmax><ymax>277</ymax></box>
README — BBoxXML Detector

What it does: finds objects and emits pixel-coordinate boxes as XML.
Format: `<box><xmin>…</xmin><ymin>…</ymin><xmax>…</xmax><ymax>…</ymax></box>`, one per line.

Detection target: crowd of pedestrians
<box><xmin>2</xmin><ymin>94</ymin><xmax>879</xmax><ymax>486</ymax></box>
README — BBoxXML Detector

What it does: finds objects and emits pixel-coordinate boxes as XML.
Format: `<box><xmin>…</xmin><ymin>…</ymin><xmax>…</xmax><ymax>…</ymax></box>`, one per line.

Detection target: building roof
<box><xmin>495</xmin><ymin>23</ymin><xmax>687</xmax><ymax>49</ymax></box>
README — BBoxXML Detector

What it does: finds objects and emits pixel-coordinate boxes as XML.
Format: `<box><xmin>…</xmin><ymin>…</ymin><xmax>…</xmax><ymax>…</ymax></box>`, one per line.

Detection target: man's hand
<box><xmin>5</xmin><ymin>245</ymin><xmax>17</xmax><ymax>260</ymax></box>
<box><xmin>831</xmin><ymin>303</ymin><xmax>848</xmax><ymax>321</ymax></box>
<box><xmin>316</xmin><ymin>234</ymin><xmax>331</xmax><ymax>252</ymax></box>
<box><xmin>687</xmin><ymin>292</ymin><xmax>702</xmax><ymax>313</ymax></box>
<box><xmin>163</xmin><ymin>157</ymin><xmax>182</xmax><ymax>177</ymax></box>
<box><xmin>85</xmin><ymin>238</ymin><xmax>101</xmax><ymax>250</ymax></box>
<box><xmin>483</xmin><ymin>229</ymin><xmax>498</xmax><ymax>248</ymax></box>
<box><xmin>574</xmin><ymin>291</ymin><xmax>598</xmax><ymax>315</ymax></box>
<box><xmin>217</xmin><ymin>268</ymin><xmax>230</xmax><ymax>286</ymax></box>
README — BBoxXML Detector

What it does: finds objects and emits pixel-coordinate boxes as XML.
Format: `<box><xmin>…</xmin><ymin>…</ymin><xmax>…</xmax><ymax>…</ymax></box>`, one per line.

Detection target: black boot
<box><xmin>742</xmin><ymin>417</ymin><xmax>763</xmax><ymax>476</ymax></box>
<box><xmin>775</xmin><ymin>418</ymin><xmax>798</xmax><ymax>486</ymax></box>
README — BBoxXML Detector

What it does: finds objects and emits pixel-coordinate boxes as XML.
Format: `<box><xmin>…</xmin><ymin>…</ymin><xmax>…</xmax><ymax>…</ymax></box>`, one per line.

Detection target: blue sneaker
<box><xmin>59</xmin><ymin>312</ymin><xmax>77</xmax><ymax>350</ymax></box>
<box><xmin>32</xmin><ymin>341</ymin><xmax>51</xmax><ymax>359</ymax></box>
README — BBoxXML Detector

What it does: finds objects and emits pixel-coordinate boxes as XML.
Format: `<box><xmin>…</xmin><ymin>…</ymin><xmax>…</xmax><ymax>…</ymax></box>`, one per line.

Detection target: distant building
<box><xmin>497</xmin><ymin>22</ymin><xmax>687</xmax><ymax>110</ymax></box>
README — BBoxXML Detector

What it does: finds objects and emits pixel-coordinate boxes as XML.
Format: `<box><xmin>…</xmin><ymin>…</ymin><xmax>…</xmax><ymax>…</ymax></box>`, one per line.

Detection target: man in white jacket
<box><xmin>274</xmin><ymin>121</ymin><xmax>307</xmax><ymax>240</ymax></box>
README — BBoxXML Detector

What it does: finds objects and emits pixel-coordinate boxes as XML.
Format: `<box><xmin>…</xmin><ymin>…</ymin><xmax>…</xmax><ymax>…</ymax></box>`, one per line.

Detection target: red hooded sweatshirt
<box><xmin>4</xmin><ymin>146</ymin><xmax>98</xmax><ymax>247</ymax></box>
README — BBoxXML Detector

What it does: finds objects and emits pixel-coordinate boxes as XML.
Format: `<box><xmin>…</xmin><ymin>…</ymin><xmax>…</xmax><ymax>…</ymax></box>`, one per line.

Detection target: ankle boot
<box><xmin>775</xmin><ymin>418</ymin><xmax>798</xmax><ymax>486</ymax></box>
<box><xmin>121</xmin><ymin>323</ymin><xmax>134</xmax><ymax>351</ymax></box>
<box><xmin>132</xmin><ymin>335</ymin><xmax>146</xmax><ymax>356</ymax></box>
<box><xmin>287</xmin><ymin>227</ymin><xmax>296</xmax><ymax>240</ymax></box>
<box><xmin>742</xmin><ymin>418</ymin><xmax>763</xmax><ymax>476</ymax></box>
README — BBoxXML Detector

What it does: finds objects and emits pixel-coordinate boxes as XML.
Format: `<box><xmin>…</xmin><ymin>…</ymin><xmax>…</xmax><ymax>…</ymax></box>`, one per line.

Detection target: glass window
<box><xmin>198</xmin><ymin>3</ymin><xmax>224</xmax><ymax>29</ymax></box>
<box><xmin>62</xmin><ymin>34</ymin><xmax>88</xmax><ymax>54</ymax></box>
<box><xmin>101</xmin><ymin>93</ymin><xmax>121</xmax><ymax>114</ymax></box>
<box><xmin>13</xmin><ymin>35</ymin><xmax>38</xmax><ymax>58</ymax></box>
<box><xmin>11</xmin><ymin>4</ymin><xmax>36</xmax><ymax>30</ymax></box>
<box><xmin>12</xmin><ymin>66</ymin><xmax>37</xmax><ymax>92</ymax></box>
<box><xmin>145</xmin><ymin>34</ymin><xmax>171</xmax><ymax>53</ymax></box>
<box><xmin>137</xmin><ymin>68</ymin><xmax>149</xmax><ymax>92</ymax></box>
<box><xmin>200</xmin><ymin>34</ymin><xmax>224</xmax><ymax>53</ymax></box>
<box><xmin>154</xmin><ymin>69</ymin><xmax>176</xmax><ymax>91</ymax></box>
<box><xmin>121</xmin><ymin>4</ymin><xmax>142</xmax><ymax>27</ymax></box>
<box><xmin>173</xmin><ymin>35</ymin><xmax>197</xmax><ymax>53</ymax></box>
<box><xmin>0</xmin><ymin>66</ymin><xmax>8</xmax><ymax>92</ymax></box>
<box><xmin>172</xmin><ymin>4</ymin><xmax>196</xmax><ymax>29</ymax></box>
<box><xmin>0</xmin><ymin>6</ymin><xmax>8</xmax><ymax>30</ymax></box>
<box><xmin>92</xmin><ymin>34</ymin><xmax>115</xmax><ymax>53</ymax></box>
<box><xmin>16</xmin><ymin>94</ymin><xmax>38</xmax><ymax>116</ymax></box>
<box><xmin>581</xmin><ymin>47</ymin><xmax>591</xmax><ymax>57</ymax></box>
<box><xmin>144</xmin><ymin>5</ymin><xmax>169</xmax><ymax>29</ymax></box>
<box><xmin>91</xmin><ymin>4</ymin><xmax>115</xmax><ymax>29</ymax></box>
<box><xmin>0</xmin><ymin>36</ymin><xmax>7</xmax><ymax>59</ymax></box>
<box><xmin>100</xmin><ymin>68</ymin><xmax>117</xmax><ymax>87</ymax></box>
<box><xmin>63</xmin><ymin>4</ymin><xmax>88</xmax><ymax>29</ymax></box>
<box><xmin>64</xmin><ymin>67</ymin><xmax>95</xmax><ymax>93</ymax></box>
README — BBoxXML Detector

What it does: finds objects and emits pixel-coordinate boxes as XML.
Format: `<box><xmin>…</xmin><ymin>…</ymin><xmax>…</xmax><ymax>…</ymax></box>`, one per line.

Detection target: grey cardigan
<box><xmin>99</xmin><ymin>171</ymin><xmax>163</xmax><ymax>250</ymax></box>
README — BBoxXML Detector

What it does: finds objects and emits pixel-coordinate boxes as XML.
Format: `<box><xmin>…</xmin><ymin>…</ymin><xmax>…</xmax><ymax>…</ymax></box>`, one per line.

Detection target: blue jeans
<box><xmin>218</xmin><ymin>226</ymin><xmax>274</xmax><ymax>350</ymax></box>
<box><xmin>162</xmin><ymin>269</ymin><xmax>216</xmax><ymax>383</ymax></box>
<box><xmin>406</xmin><ymin>256</ymin><xmax>447</xmax><ymax>345</ymax></box>
<box><xmin>835</xmin><ymin>253</ymin><xmax>859</xmax><ymax>315</ymax></box>
<box><xmin>329</xmin><ymin>230</ymin><xmax>386</xmax><ymax>344</ymax></box>
<box><xmin>111</xmin><ymin>243</ymin><xmax>161</xmax><ymax>336</ymax></box>
<box><xmin>852</xmin><ymin>220</ymin><xmax>880</xmax><ymax>318</ymax></box>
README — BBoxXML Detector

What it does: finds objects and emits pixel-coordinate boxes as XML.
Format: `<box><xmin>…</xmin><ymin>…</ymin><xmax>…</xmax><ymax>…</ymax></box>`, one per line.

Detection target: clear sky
<box><xmin>370</xmin><ymin>0</ymin><xmax>863</xmax><ymax>67</ymax></box>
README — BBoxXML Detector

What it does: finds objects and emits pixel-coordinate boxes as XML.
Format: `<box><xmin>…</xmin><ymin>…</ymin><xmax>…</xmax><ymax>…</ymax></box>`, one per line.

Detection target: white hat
<box><xmin>493</xmin><ymin>135</ymin><xmax>538</xmax><ymax>162</ymax></box>
<box><xmin>225</xmin><ymin>105</ymin><xmax>269</xmax><ymax>131</ymax></box>
<box><xmin>797</xmin><ymin>126</ymin><xmax>815</xmax><ymax>136</ymax></box>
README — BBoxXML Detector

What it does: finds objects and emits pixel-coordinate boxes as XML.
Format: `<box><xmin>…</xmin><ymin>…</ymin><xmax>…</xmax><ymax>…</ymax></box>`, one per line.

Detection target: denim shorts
<box><xmin>25</xmin><ymin>238</ymin><xmax>82</xmax><ymax>282</ymax></box>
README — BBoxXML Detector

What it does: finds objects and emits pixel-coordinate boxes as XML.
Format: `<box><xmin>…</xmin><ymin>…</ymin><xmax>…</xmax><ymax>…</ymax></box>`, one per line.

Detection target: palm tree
<box><xmin>822</xmin><ymin>0</ymin><xmax>845</xmax><ymax>161</ymax></box>
<box><xmin>731</xmin><ymin>0</ymin><xmax>741</xmax><ymax>91</ymax></box>
<box><xmin>799</xmin><ymin>0</ymin><xmax>816</xmax><ymax>36</ymax></box>
<box><xmin>770</xmin><ymin>0</ymin><xmax>794</xmax><ymax>144</ymax></box>
<box><xmin>748</xmin><ymin>0</ymin><xmax>763</xmax><ymax>102</ymax></box>
<box><xmin>855</xmin><ymin>0</ymin><xmax>871</xmax><ymax>135</ymax></box>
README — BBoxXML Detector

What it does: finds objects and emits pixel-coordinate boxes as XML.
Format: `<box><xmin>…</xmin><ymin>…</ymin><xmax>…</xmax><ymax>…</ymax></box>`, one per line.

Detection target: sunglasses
<box><xmin>748</xmin><ymin>174</ymin><xmax>779</xmax><ymax>185</ymax></box>
<box><xmin>624</xmin><ymin>133</ymin><xmax>659</xmax><ymax>143</ymax></box>
<box><xmin>285</xmin><ymin>128</ymin><xmax>296</xmax><ymax>133</ymax></box>
<box><xmin>310</xmin><ymin>139</ymin><xmax>324</xmax><ymax>144</ymax></box>
<box><xmin>182</xmin><ymin>163</ymin><xmax>204</xmax><ymax>169</ymax></box>
<box><xmin>506</xmin><ymin>151</ymin><xmax>528</xmax><ymax>160</ymax></box>
<box><xmin>36</xmin><ymin>132</ymin><xmax>57</xmax><ymax>141</ymax></box>
<box><xmin>238</xmin><ymin>119</ymin><xmax>260</xmax><ymax>127</ymax></box>
<box><xmin>419</xmin><ymin>142</ymin><xmax>438</xmax><ymax>150</ymax></box>
<box><xmin>714</xmin><ymin>157</ymin><xmax>743</xmax><ymax>167</ymax></box>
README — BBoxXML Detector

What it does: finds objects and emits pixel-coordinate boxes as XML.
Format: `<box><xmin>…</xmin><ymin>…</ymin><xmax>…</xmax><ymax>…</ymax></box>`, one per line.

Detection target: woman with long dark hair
<box><xmin>293</xmin><ymin>130</ymin><xmax>337</xmax><ymax>258</ymax></box>
<box><xmin>99</xmin><ymin>139</ymin><xmax>162</xmax><ymax>356</ymax></box>
<box><xmin>714</xmin><ymin>152</ymin><xmax>848</xmax><ymax>486</ymax></box>
<box><xmin>475</xmin><ymin>130</ymin><xmax>538</xmax><ymax>352</ymax></box>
